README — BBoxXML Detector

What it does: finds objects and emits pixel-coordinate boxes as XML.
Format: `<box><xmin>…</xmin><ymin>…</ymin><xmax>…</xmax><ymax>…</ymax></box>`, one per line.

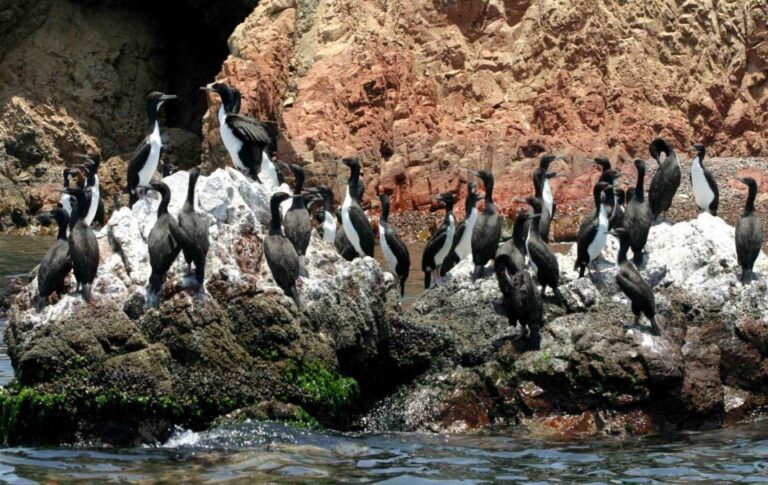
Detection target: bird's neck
<box><xmin>147</xmin><ymin>105</ymin><xmax>159</xmax><ymax>129</ymax></box>
<box><xmin>186</xmin><ymin>175</ymin><xmax>198</xmax><ymax>206</ymax></box>
<box><xmin>444</xmin><ymin>209</ymin><xmax>455</xmax><ymax>227</ymax></box>
<box><xmin>745</xmin><ymin>186</ymin><xmax>757</xmax><ymax>215</ymax></box>
<box><xmin>348</xmin><ymin>179</ymin><xmax>362</xmax><ymax>205</ymax></box>
<box><xmin>484</xmin><ymin>187</ymin><xmax>494</xmax><ymax>212</ymax></box>
<box><xmin>634</xmin><ymin>170</ymin><xmax>645</xmax><ymax>201</ymax></box>
<box><xmin>157</xmin><ymin>194</ymin><xmax>170</xmax><ymax>216</ymax></box>
<box><xmin>324</xmin><ymin>198</ymin><xmax>333</xmax><ymax>213</ymax></box>
<box><xmin>533</xmin><ymin>172</ymin><xmax>543</xmax><ymax>198</ymax></box>
<box><xmin>269</xmin><ymin>203</ymin><xmax>283</xmax><ymax>235</ymax></box>
<box><xmin>56</xmin><ymin>221</ymin><xmax>68</xmax><ymax>241</ymax></box>
<box><xmin>380</xmin><ymin>200</ymin><xmax>390</xmax><ymax>223</ymax></box>
<box><xmin>593</xmin><ymin>187</ymin><xmax>602</xmax><ymax>210</ymax></box>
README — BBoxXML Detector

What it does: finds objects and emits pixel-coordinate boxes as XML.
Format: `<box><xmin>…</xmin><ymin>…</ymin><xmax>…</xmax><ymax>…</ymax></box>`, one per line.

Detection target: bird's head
<box><xmin>593</xmin><ymin>157</ymin><xmax>611</xmax><ymax>172</ymax></box>
<box><xmin>688</xmin><ymin>143</ymin><xmax>706</xmax><ymax>159</ymax></box>
<box><xmin>306</xmin><ymin>186</ymin><xmax>334</xmax><ymax>203</ymax></box>
<box><xmin>634</xmin><ymin>158</ymin><xmax>647</xmax><ymax>173</ymax></box>
<box><xmin>469</xmin><ymin>170</ymin><xmax>494</xmax><ymax>188</ymax></box>
<box><xmin>147</xmin><ymin>91</ymin><xmax>177</xmax><ymax>113</ymax></box>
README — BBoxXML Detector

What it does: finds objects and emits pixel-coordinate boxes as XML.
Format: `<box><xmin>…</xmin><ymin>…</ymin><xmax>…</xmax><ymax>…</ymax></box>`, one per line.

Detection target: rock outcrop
<box><xmin>208</xmin><ymin>0</ymin><xmax>768</xmax><ymax>214</ymax></box>
<box><xmin>366</xmin><ymin>214</ymin><xmax>768</xmax><ymax>436</ymax></box>
<box><xmin>1</xmin><ymin>168</ymin><xmax>429</xmax><ymax>445</ymax></box>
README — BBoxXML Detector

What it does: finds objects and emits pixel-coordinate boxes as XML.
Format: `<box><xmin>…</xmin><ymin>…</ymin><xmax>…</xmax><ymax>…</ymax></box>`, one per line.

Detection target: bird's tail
<box><xmin>649</xmin><ymin>315</ymin><xmax>662</xmax><ymax>336</ymax></box>
<box><xmin>399</xmin><ymin>276</ymin><xmax>407</xmax><ymax>299</ymax></box>
<box><xmin>147</xmin><ymin>272</ymin><xmax>164</xmax><ymax>308</ymax></box>
<box><xmin>472</xmin><ymin>265</ymin><xmax>483</xmax><ymax>281</ymax></box>
<box><xmin>632</xmin><ymin>250</ymin><xmax>644</xmax><ymax>268</ymax></box>
<box><xmin>82</xmin><ymin>283</ymin><xmax>93</xmax><ymax>304</ymax></box>
<box><xmin>36</xmin><ymin>295</ymin><xmax>46</xmax><ymax>312</ymax></box>
<box><xmin>424</xmin><ymin>271</ymin><xmax>431</xmax><ymax>290</ymax></box>
<box><xmin>129</xmin><ymin>191</ymin><xmax>138</xmax><ymax>208</ymax></box>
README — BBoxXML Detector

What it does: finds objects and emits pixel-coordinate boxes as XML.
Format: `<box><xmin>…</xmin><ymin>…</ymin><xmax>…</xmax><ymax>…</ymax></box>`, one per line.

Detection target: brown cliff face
<box><xmin>204</xmin><ymin>0</ymin><xmax>768</xmax><ymax>215</ymax></box>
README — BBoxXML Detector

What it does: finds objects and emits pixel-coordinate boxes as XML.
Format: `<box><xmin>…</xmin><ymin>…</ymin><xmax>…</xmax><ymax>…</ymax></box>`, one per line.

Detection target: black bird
<box><xmin>178</xmin><ymin>168</ymin><xmax>210</xmax><ymax>292</ymax></box>
<box><xmin>688</xmin><ymin>143</ymin><xmax>719</xmax><ymax>216</ymax></box>
<box><xmin>648</xmin><ymin>138</ymin><xmax>681</xmax><ymax>222</ymax></box>
<box><xmin>281</xmin><ymin>164</ymin><xmax>312</xmax><ymax>275</ymax></box>
<box><xmin>518</xmin><ymin>199</ymin><xmax>565</xmax><ymax>305</ymax></box>
<box><xmin>612</xmin><ymin>188</ymin><xmax>626</xmax><ymax>229</ymax></box>
<box><xmin>422</xmin><ymin>192</ymin><xmax>456</xmax><ymax>289</ymax></box>
<box><xmin>533</xmin><ymin>155</ymin><xmax>563</xmax><ymax>220</ymax></box>
<box><xmin>145</xmin><ymin>181</ymin><xmax>192</xmax><ymax>307</ymax></box>
<box><xmin>512</xmin><ymin>208</ymin><xmax>529</xmax><ymax>256</ymax></box>
<box><xmin>77</xmin><ymin>153</ymin><xmax>104</xmax><ymax>228</ymax></box>
<box><xmin>340</xmin><ymin>157</ymin><xmax>375</xmax><ymax>258</ymax></box>
<box><xmin>334</xmin><ymin>208</ymin><xmax>357</xmax><ymax>261</ymax></box>
<box><xmin>201</xmin><ymin>82</ymin><xmax>279</xmax><ymax>185</ymax></box>
<box><xmin>127</xmin><ymin>91</ymin><xmax>177</xmax><ymax>207</ymax></box>
<box><xmin>610</xmin><ymin>228</ymin><xmax>661</xmax><ymax>335</ymax></box>
<box><xmin>470</xmin><ymin>170</ymin><xmax>501</xmax><ymax>280</ymax></box>
<box><xmin>307</xmin><ymin>186</ymin><xmax>337</xmax><ymax>243</ymax></box>
<box><xmin>36</xmin><ymin>207</ymin><xmax>72</xmax><ymax>310</ymax></box>
<box><xmin>735</xmin><ymin>177</ymin><xmax>763</xmax><ymax>284</ymax></box>
<box><xmin>579</xmin><ymin>169</ymin><xmax>623</xmax><ymax>235</ymax></box>
<box><xmin>575</xmin><ymin>181</ymin><xmax>612</xmax><ymax>278</ymax></box>
<box><xmin>62</xmin><ymin>187</ymin><xmax>99</xmax><ymax>303</ymax></box>
<box><xmin>623</xmin><ymin>159</ymin><xmax>652</xmax><ymax>266</ymax></box>
<box><xmin>378</xmin><ymin>194</ymin><xmax>410</xmax><ymax>298</ymax></box>
<box><xmin>441</xmin><ymin>182</ymin><xmax>480</xmax><ymax>275</ymax></box>
<box><xmin>264</xmin><ymin>192</ymin><xmax>302</xmax><ymax>307</ymax></box>
<box><xmin>494</xmin><ymin>250</ymin><xmax>542</xmax><ymax>349</ymax></box>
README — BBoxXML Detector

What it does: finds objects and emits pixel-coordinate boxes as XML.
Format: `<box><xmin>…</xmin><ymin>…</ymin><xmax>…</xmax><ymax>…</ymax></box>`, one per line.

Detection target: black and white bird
<box><xmin>61</xmin><ymin>187</ymin><xmax>99</xmax><ymax>303</ymax></box>
<box><xmin>532</xmin><ymin>155</ymin><xmax>564</xmax><ymax>241</ymax></box>
<box><xmin>378</xmin><ymin>194</ymin><xmax>410</xmax><ymax>298</ymax></box>
<box><xmin>518</xmin><ymin>198</ymin><xmax>565</xmax><ymax>305</ymax></box>
<box><xmin>339</xmin><ymin>157</ymin><xmax>374</xmax><ymax>259</ymax></box>
<box><xmin>688</xmin><ymin>143</ymin><xmax>719</xmax><ymax>216</ymax></box>
<box><xmin>648</xmin><ymin>138</ymin><xmax>681</xmax><ymax>222</ymax></box>
<box><xmin>441</xmin><ymin>182</ymin><xmax>480</xmax><ymax>275</ymax></box>
<box><xmin>77</xmin><ymin>153</ymin><xmax>104</xmax><ymax>228</ymax></box>
<box><xmin>470</xmin><ymin>170</ymin><xmax>501</xmax><ymax>280</ymax></box>
<box><xmin>612</xmin><ymin>188</ymin><xmax>626</xmax><ymax>230</ymax></box>
<box><xmin>264</xmin><ymin>192</ymin><xmax>302</xmax><ymax>308</ymax></box>
<box><xmin>334</xmin><ymin>208</ymin><xmax>357</xmax><ymax>261</ymax></box>
<box><xmin>201</xmin><ymin>82</ymin><xmax>279</xmax><ymax>185</ymax></box>
<box><xmin>59</xmin><ymin>168</ymin><xmax>75</xmax><ymax>216</ymax></box>
<box><xmin>623</xmin><ymin>159</ymin><xmax>652</xmax><ymax>266</ymax></box>
<box><xmin>282</xmin><ymin>164</ymin><xmax>312</xmax><ymax>275</ymax></box>
<box><xmin>127</xmin><ymin>92</ymin><xmax>176</xmax><ymax>207</ymax></box>
<box><xmin>735</xmin><ymin>177</ymin><xmax>763</xmax><ymax>284</ymax></box>
<box><xmin>422</xmin><ymin>192</ymin><xmax>456</xmax><ymax>289</ymax></box>
<box><xmin>610</xmin><ymin>228</ymin><xmax>661</xmax><ymax>336</ymax></box>
<box><xmin>307</xmin><ymin>186</ymin><xmax>336</xmax><ymax>243</ymax></box>
<box><xmin>178</xmin><ymin>168</ymin><xmax>210</xmax><ymax>293</ymax></box>
<box><xmin>580</xmin><ymin>164</ymin><xmax>620</xmax><ymax>234</ymax></box>
<box><xmin>575</xmin><ymin>181</ymin><xmax>612</xmax><ymax>278</ymax></box>
<box><xmin>36</xmin><ymin>207</ymin><xmax>72</xmax><ymax>310</ymax></box>
<box><xmin>145</xmin><ymin>181</ymin><xmax>192</xmax><ymax>307</ymax></box>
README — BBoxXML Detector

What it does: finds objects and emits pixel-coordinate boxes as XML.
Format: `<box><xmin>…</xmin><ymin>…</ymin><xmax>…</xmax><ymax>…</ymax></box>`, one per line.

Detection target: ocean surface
<box><xmin>1</xmin><ymin>234</ymin><xmax>768</xmax><ymax>483</ymax></box>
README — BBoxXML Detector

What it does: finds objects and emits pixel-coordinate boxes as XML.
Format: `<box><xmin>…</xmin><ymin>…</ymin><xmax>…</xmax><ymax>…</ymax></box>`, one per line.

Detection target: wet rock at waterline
<box><xmin>369</xmin><ymin>213</ymin><xmax>768</xmax><ymax>436</ymax></box>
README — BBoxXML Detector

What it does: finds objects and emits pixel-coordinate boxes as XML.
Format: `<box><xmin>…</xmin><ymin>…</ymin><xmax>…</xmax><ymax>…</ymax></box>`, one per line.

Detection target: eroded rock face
<box><xmin>206</xmin><ymin>0</ymin><xmax>768</xmax><ymax>213</ymax></box>
<box><xmin>369</xmin><ymin>213</ymin><xmax>768</xmax><ymax>436</ymax></box>
<box><xmin>2</xmin><ymin>167</ymin><xmax>420</xmax><ymax>445</ymax></box>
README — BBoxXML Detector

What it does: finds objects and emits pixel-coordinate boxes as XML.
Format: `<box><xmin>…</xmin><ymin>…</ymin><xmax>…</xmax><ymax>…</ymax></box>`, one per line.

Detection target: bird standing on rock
<box><xmin>78</xmin><ymin>153</ymin><xmax>104</xmax><ymax>228</ymax></box>
<box><xmin>178</xmin><ymin>168</ymin><xmax>210</xmax><ymax>294</ymax></box>
<box><xmin>264</xmin><ymin>192</ymin><xmax>302</xmax><ymax>308</ymax></box>
<box><xmin>518</xmin><ymin>197</ymin><xmax>565</xmax><ymax>306</ymax></box>
<box><xmin>61</xmin><ymin>187</ymin><xmax>99</xmax><ymax>303</ymax></box>
<box><xmin>735</xmin><ymin>177</ymin><xmax>763</xmax><ymax>284</ymax></box>
<box><xmin>127</xmin><ymin>91</ymin><xmax>177</xmax><ymax>207</ymax></box>
<box><xmin>470</xmin><ymin>170</ymin><xmax>501</xmax><ymax>280</ymax></box>
<box><xmin>378</xmin><ymin>194</ymin><xmax>410</xmax><ymax>298</ymax></box>
<box><xmin>575</xmin><ymin>181</ymin><xmax>613</xmax><ymax>278</ymax></box>
<box><xmin>610</xmin><ymin>228</ymin><xmax>661</xmax><ymax>336</ymax></box>
<box><xmin>36</xmin><ymin>207</ymin><xmax>72</xmax><ymax>310</ymax></box>
<box><xmin>689</xmin><ymin>143</ymin><xmax>719</xmax><ymax>216</ymax></box>
<box><xmin>282</xmin><ymin>164</ymin><xmax>312</xmax><ymax>275</ymax></box>
<box><xmin>422</xmin><ymin>192</ymin><xmax>456</xmax><ymax>289</ymax></box>
<box><xmin>441</xmin><ymin>182</ymin><xmax>480</xmax><ymax>275</ymax></box>
<box><xmin>624</xmin><ymin>159</ymin><xmax>652</xmax><ymax>266</ymax></box>
<box><xmin>339</xmin><ymin>157</ymin><xmax>374</xmax><ymax>259</ymax></box>
<box><xmin>201</xmin><ymin>82</ymin><xmax>279</xmax><ymax>185</ymax></box>
<box><xmin>307</xmin><ymin>186</ymin><xmax>336</xmax><ymax>244</ymax></box>
<box><xmin>648</xmin><ymin>138</ymin><xmax>681</xmax><ymax>222</ymax></box>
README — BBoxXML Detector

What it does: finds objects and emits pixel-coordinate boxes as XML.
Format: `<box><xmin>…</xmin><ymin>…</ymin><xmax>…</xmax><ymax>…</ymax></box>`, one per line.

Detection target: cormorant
<box><xmin>264</xmin><ymin>192</ymin><xmax>302</xmax><ymax>307</ymax></box>
<box><xmin>378</xmin><ymin>194</ymin><xmax>410</xmax><ymax>298</ymax></box>
<box><xmin>575</xmin><ymin>181</ymin><xmax>613</xmax><ymax>278</ymax></box>
<box><xmin>307</xmin><ymin>186</ymin><xmax>336</xmax><ymax>243</ymax></box>
<box><xmin>689</xmin><ymin>143</ymin><xmax>719</xmax><ymax>215</ymax></box>
<box><xmin>441</xmin><ymin>182</ymin><xmax>480</xmax><ymax>275</ymax></box>
<box><xmin>127</xmin><ymin>91</ymin><xmax>177</xmax><ymax>207</ymax></box>
<box><xmin>470</xmin><ymin>170</ymin><xmax>501</xmax><ymax>280</ymax></box>
<box><xmin>610</xmin><ymin>228</ymin><xmax>661</xmax><ymax>335</ymax></box>
<box><xmin>36</xmin><ymin>207</ymin><xmax>72</xmax><ymax>310</ymax></box>
<box><xmin>648</xmin><ymin>138</ymin><xmax>681</xmax><ymax>222</ymax></box>
<box><xmin>282</xmin><ymin>164</ymin><xmax>312</xmax><ymax>274</ymax></box>
<box><xmin>62</xmin><ymin>187</ymin><xmax>99</xmax><ymax>303</ymax></box>
<box><xmin>422</xmin><ymin>192</ymin><xmax>456</xmax><ymax>289</ymax></box>
<box><xmin>495</xmin><ymin>249</ymin><xmax>542</xmax><ymax>348</ymax></box>
<box><xmin>623</xmin><ymin>159</ymin><xmax>652</xmax><ymax>266</ymax></box>
<box><xmin>78</xmin><ymin>153</ymin><xmax>104</xmax><ymax>228</ymax></box>
<box><xmin>735</xmin><ymin>177</ymin><xmax>763</xmax><ymax>284</ymax></box>
<box><xmin>59</xmin><ymin>168</ymin><xmax>74</xmax><ymax>216</ymax></box>
<box><xmin>518</xmin><ymin>198</ymin><xmax>565</xmax><ymax>305</ymax></box>
<box><xmin>339</xmin><ymin>157</ymin><xmax>374</xmax><ymax>258</ymax></box>
<box><xmin>178</xmin><ymin>167</ymin><xmax>210</xmax><ymax>292</ymax></box>
<box><xmin>201</xmin><ymin>82</ymin><xmax>279</xmax><ymax>185</ymax></box>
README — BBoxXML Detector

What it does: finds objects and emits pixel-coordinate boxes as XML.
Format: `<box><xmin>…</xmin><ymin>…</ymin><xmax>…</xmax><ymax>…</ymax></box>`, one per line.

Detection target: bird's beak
<box><xmin>556</xmin><ymin>155</ymin><xmax>567</xmax><ymax>161</ymax></box>
<box><xmin>55</xmin><ymin>189</ymin><xmax>68</xmax><ymax>194</ymax></box>
<box><xmin>161</xmin><ymin>94</ymin><xmax>178</xmax><ymax>101</ymax></box>
<box><xmin>199</xmin><ymin>85</ymin><xmax>215</xmax><ymax>92</ymax></box>
<box><xmin>553</xmin><ymin>173</ymin><xmax>567</xmax><ymax>179</ymax></box>
<box><xmin>469</xmin><ymin>170</ymin><xmax>480</xmax><ymax>177</ymax></box>
<box><xmin>276</xmin><ymin>161</ymin><xmax>289</xmax><ymax>171</ymax></box>
<box><xmin>74</xmin><ymin>153</ymin><xmax>93</xmax><ymax>162</ymax></box>
<box><xmin>514</xmin><ymin>198</ymin><xmax>527</xmax><ymax>203</ymax></box>
<box><xmin>529</xmin><ymin>214</ymin><xmax>541</xmax><ymax>220</ymax></box>
<box><xmin>137</xmin><ymin>185</ymin><xmax>152</xmax><ymax>190</ymax></box>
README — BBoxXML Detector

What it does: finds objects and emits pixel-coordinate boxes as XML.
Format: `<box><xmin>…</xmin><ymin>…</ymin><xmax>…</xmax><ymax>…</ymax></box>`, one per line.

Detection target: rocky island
<box><xmin>2</xmin><ymin>167</ymin><xmax>767</xmax><ymax>446</ymax></box>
